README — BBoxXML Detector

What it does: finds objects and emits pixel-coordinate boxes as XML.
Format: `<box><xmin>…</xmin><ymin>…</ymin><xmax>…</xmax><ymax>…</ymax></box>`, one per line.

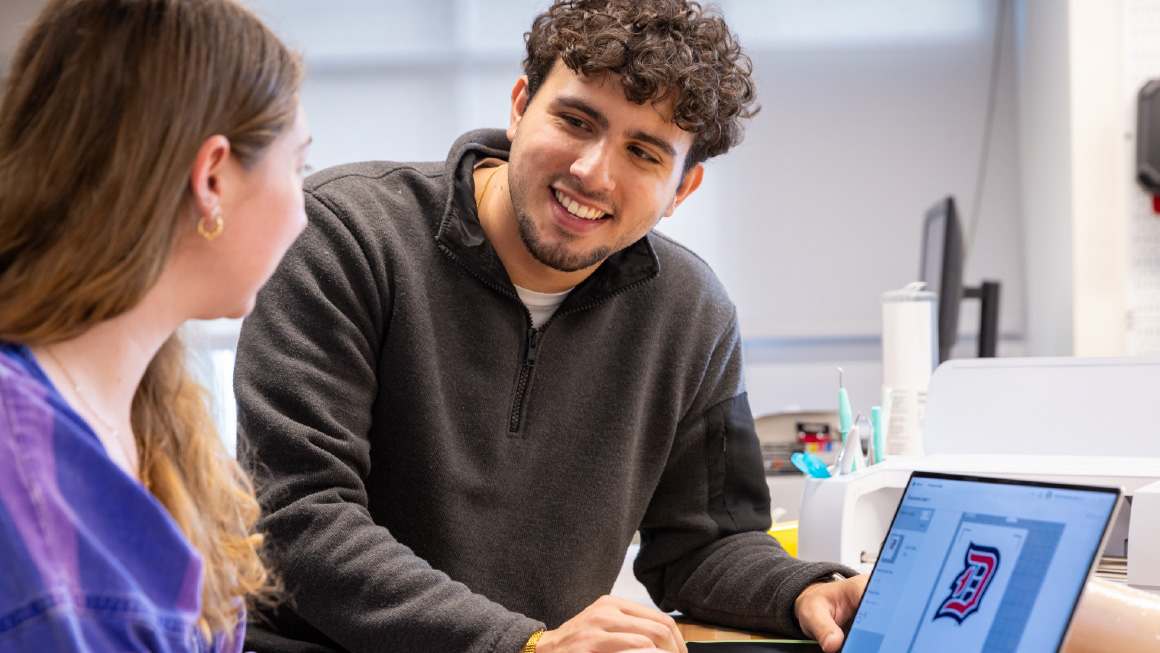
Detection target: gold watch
<box><xmin>522</xmin><ymin>629</ymin><xmax>545</xmax><ymax>653</ymax></box>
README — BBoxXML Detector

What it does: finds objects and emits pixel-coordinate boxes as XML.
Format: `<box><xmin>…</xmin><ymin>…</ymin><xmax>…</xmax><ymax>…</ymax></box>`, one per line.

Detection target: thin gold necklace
<box><xmin>42</xmin><ymin>346</ymin><xmax>136</xmax><ymax>471</ymax></box>
<box><xmin>476</xmin><ymin>163</ymin><xmax>507</xmax><ymax>212</ymax></box>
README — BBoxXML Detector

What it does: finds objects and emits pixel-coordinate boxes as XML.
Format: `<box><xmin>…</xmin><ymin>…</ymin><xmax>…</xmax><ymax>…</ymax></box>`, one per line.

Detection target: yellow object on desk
<box><xmin>768</xmin><ymin>521</ymin><xmax>798</xmax><ymax>557</ymax></box>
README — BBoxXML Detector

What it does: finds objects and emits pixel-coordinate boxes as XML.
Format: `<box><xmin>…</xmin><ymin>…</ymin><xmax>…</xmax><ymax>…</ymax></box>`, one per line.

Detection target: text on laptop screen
<box><xmin>842</xmin><ymin>474</ymin><xmax>1117</xmax><ymax>653</ymax></box>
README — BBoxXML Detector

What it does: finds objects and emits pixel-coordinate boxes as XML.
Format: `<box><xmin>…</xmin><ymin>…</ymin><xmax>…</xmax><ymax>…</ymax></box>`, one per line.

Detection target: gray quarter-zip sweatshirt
<box><xmin>235</xmin><ymin>130</ymin><xmax>855</xmax><ymax>653</ymax></box>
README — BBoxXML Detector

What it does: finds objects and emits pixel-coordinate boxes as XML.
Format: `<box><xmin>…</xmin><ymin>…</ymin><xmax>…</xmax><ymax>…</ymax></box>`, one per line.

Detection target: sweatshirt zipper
<box><xmin>504</xmin><ymin>276</ymin><xmax>658</xmax><ymax>434</ymax></box>
<box><xmin>508</xmin><ymin>328</ymin><xmax>543</xmax><ymax>433</ymax></box>
<box><xmin>438</xmin><ymin>242</ymin><xmax>540</xmax><ymax>434</ymax></box>
<box><xmin>437</xmin><ymin>241</ymin><xmax>657</xmax><ymax>435</ymax></box>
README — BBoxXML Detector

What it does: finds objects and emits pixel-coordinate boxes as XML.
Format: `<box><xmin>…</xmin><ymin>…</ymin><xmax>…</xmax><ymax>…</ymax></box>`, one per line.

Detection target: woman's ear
<box><xmin>189</xmin><ymin>135</ymin><xmax>232</xmax><ymax>216</ymax></box>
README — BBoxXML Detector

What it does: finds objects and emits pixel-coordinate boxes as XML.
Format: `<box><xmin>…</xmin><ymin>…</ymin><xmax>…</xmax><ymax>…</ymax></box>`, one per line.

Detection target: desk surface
<box><xmin>676</xmin><ymin>619</ymin><xmax>798</xmax><ymax>642</ymax></box>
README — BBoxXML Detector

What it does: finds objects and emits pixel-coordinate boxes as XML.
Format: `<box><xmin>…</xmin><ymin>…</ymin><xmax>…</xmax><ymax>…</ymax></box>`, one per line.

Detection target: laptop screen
<box><xmin>842</xmin><ymin>472</ymin><xmax>1119</xmax><ymax>653</ymax></box>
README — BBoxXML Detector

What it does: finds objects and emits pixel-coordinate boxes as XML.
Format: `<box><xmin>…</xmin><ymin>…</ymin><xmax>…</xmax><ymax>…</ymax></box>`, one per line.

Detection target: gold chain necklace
<box><xmin>42</xmin><ymin>347</ymin><xmax>136</xmax><ymax>471</ymax></box>
<box><xmin>476</xmin><ymin>163</ymin><xmax>507</xmax><ymax>212</ymax></box>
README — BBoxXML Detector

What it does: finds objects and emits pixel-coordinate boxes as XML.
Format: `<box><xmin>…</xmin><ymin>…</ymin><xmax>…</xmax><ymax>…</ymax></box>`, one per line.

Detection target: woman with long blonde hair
<box><xmin>0</xmin><ymin>0</ymin><xmax>308</xmax><ymax>649</ymax></box>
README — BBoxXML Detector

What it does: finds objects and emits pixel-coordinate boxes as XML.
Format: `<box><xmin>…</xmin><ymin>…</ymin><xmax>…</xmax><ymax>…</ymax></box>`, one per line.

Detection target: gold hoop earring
<box><xmin>198</xmin><ymin>206</ymin><xmax>223</xmax><ymax>241</ymax></box>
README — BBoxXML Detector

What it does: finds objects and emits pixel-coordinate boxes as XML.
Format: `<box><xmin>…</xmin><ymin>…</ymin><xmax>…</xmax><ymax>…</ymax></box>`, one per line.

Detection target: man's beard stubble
<box><xmin>515</xmin><ymin>210</ymin><xmax>613</xmax><ymax>273</ymax></box>
<box><xmin>508</xmin><ymin>163</ymin><xmax>615</xmax><ymax>273</ymax></box>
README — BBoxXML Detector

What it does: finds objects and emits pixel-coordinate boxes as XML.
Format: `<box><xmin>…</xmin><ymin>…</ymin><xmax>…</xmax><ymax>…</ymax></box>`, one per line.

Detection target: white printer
<box><xmin>796</xmin><ymin>356</ymin><xmax>1160</xmax><ymax>592</ymax></box>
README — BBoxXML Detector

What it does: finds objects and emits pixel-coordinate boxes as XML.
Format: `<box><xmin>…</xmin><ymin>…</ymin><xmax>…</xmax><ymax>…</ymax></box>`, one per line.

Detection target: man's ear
<box><xmin>189</xmin><ymin>134</ymin><xmax>231</xmax><ymax>217</ymax></box>
<box><xmin>507</xmin><ymin>76</ymin><xmax>531</xmax><ymax>142</ymax></box>
<box><xmin>664</xmin><ymin>162</ymin><xmax>704</xmax><ymax>217</ymax></box>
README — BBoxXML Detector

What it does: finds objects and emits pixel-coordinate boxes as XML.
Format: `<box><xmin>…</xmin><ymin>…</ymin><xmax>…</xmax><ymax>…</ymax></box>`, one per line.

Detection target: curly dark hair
<box><xmin>523</xmin><ymin>0</ymin><xmax>759</xmax><ymax>171</ymax></box>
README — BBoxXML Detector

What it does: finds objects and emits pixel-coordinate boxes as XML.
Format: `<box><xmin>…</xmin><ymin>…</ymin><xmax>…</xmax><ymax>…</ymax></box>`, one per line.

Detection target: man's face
<box><xmin>505</xmin><ymin>60</ymin><xmax>702</xmax><ymax>273</ymax></box>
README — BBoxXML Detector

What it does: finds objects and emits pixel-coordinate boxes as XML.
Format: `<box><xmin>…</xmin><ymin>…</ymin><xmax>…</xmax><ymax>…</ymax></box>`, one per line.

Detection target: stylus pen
<box><xmin>871</xmin><ymin>405</ymin><xmax>883</xmax><ymax>464</ymax></box>
<box><xmin>837</xmin><ymin>367</ymin><xmax>852</xmax><ymax>443</ymax></box>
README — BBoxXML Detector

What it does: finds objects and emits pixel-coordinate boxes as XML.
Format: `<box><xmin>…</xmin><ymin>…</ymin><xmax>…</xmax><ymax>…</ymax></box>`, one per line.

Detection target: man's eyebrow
<box><xmin>625</xmin><ymin>129</ymin><xmax>676</xmax><ymax>159</ymax></box>
<box><xmin>554</xmin><ymin>96</ymin><xmax>609</xmax><ymax>130</ymax></box>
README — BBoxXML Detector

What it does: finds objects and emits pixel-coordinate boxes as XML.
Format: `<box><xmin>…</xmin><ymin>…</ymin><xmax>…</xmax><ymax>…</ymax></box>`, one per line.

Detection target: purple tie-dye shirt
<box><xmin>0</xmin><ymin>343</ymin><xmax>243</xmax><ymax>652</ymax></box>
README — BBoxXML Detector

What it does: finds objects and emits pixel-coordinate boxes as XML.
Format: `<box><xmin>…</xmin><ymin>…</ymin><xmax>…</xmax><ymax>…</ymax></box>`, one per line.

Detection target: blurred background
<box><xmin>1</xmin><ymin>0</ymin><xmax>1154</xmax><ymax>453</ymax></box>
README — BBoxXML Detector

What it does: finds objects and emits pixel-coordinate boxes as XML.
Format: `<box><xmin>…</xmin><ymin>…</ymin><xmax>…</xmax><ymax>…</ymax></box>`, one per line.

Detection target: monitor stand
<box><xmin>962</xmin><ymin>280</ymin><xmax>1001</xmax><ymax>358</ymax></box>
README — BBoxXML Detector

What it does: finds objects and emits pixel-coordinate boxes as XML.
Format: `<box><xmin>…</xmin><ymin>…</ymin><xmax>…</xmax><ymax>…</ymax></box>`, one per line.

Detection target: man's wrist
<box><xmin>802</xmin><ymin>572</ymin><xmax>846</xmax><ymax>593</ymax></box>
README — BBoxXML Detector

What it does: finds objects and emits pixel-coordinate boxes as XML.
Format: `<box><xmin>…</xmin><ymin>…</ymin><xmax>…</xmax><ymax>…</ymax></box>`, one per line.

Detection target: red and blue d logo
<box><xmin>934</xmin><ymin>542</ymin><xmax>1001</xmax><ymax>624</ymax></box>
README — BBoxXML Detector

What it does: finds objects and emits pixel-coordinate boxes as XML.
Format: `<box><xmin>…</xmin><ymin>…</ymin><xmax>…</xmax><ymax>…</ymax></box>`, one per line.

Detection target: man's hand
<box><xmin>793</xmin><ymin>574</ymin><xmax>869</xmax><ymax>653</ymax></box>
<box><xmin>536</xmin><ymin>595</ymin><xmax>688</xmax><ymax>653</ymax></box>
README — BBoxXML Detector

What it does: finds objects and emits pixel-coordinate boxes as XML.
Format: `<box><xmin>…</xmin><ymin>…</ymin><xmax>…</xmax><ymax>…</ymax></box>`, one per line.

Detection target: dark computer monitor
<box><xmin>918</xmin><ymin>196</ymin><xmax>1000</xmax><ymax>363</ymax></box>
<box><xmin>920</xmin><ymin>198</ymin><xmax>965</xmax><ymax>363</ymax></box>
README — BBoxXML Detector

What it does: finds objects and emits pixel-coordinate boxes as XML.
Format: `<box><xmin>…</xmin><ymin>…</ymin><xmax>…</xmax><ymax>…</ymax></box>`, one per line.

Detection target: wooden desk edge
<box><xmin>675</xmin><ymin>617</ymin><xmax>782</xmax><ymax>641</ymax></box>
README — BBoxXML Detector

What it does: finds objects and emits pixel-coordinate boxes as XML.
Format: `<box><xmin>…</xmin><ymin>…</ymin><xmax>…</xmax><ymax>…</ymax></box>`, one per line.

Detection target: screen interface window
<box><xmin>842</xmin><ymin>477</ymin><xmax>1117</xmax><ymax>653</ymax></box>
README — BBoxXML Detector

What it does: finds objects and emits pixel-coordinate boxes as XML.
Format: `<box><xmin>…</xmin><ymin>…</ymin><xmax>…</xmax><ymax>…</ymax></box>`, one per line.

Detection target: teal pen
<box><xmin>837</xmin><ymin>367</ymin><xmax>853</xmax><ymax>443</ymax></box>
<box><xmin>871</xmin><ymin>405</ymin><xmax>883</xmax><ymax>464</ymax></box>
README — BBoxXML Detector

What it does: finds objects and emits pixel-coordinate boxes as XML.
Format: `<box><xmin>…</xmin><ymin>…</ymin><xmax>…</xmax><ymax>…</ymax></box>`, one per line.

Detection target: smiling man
<box><xmin>235</xmin><ymin>2</ymin><xmax>862</xmax><ymax>653</ymax></box>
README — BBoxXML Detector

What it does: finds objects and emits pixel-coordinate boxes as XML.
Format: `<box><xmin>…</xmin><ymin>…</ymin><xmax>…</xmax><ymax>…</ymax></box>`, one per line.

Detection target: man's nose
<box><xmin>570</xmin><ymin>140</ymin><xmax>615</xmax><ymax>195</ymax></box>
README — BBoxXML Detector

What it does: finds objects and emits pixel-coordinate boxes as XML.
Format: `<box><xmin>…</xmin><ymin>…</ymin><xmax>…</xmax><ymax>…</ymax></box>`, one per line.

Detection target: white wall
<box><xmin>672</xmin><ymin>1</ymin><xmax>1024</xmax><ymax>342</ymax></box>
<box><xmin>682</xmin><ymin>0</ymin><xmax>1028</xmax><ymax>414</ymax></box>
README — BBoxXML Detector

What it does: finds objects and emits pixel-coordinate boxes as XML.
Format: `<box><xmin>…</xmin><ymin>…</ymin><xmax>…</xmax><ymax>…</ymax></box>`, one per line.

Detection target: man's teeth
<box><xmin>554</xmin><ymin>189</ymin><xmax>606</xmax><ymax>220</ymax></box>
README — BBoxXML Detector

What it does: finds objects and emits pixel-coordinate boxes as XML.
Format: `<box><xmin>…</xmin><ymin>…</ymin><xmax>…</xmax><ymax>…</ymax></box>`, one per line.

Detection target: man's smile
<box><xmin>551</xmin><ymin>186</ymin><xmax>610</xmax><ymax>221</ymax></box>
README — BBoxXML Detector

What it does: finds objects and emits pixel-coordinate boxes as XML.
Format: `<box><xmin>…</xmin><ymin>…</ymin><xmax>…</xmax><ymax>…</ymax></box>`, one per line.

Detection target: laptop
<box><xmin>841</xmin><ymin>471</ymin><xmax>1121</xmax><ymax>653</ymax></box>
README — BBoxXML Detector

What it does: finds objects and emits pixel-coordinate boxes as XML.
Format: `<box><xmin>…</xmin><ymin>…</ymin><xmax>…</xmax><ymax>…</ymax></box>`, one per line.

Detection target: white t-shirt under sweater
<box><xmin>514</xmin><ymin>285</ymin><xmax>572</xmax><ymax>329</ymax></box>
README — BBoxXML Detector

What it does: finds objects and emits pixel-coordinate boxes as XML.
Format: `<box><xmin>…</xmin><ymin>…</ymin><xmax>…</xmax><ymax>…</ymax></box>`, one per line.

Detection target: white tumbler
<box><xmin>881</xmin><ymin>282</ymin><xmax>938</xmax><ymax>456</ymax></box>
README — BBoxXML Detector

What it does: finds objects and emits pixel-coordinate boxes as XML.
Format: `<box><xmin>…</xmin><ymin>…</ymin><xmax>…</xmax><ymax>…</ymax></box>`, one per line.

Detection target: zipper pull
<box><xmin>526</xmin><ymin>329</ymin><xmax>542</xmax><ymax>365</ymax></box>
